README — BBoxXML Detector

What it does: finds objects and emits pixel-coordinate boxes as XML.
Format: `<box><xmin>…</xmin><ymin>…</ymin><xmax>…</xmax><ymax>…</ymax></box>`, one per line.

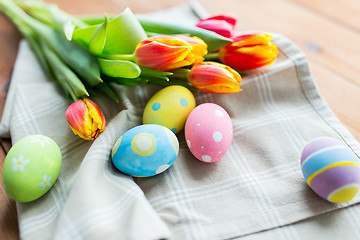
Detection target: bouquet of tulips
<box><xmin>0</xmin><ymin>0</ymin><xmax>278</xmax><ymax>140</ymax></box>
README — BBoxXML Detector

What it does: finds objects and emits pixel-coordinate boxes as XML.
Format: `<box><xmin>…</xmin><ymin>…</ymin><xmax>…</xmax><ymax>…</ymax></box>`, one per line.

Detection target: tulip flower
<box><xmin>175</xmin><ymin>35</ymin><xmax>208</xmax><ymax>62</ymax></box>
<box><xmin>218</xmin><ymin>32</ymin><xmax>278</xmax><ymax>70</ymax></box>
<box><xmin>65</xmin><ymin>98</ymin><xmax>106</xmax><ymax>140</ymax></box>
<box><xmin>196</xmin><ymin>14</ymin><xmax>237</xmax><ymax>38</ymax></box>
<box><xmin>134</xmin><ymin>35</ymin><xmax>207</xmax><ymax>71</ymax></box>
<box><xmin>186</xmin><ymin>61</ymin><xmax>242</xmax><ymax>94</ymax></box>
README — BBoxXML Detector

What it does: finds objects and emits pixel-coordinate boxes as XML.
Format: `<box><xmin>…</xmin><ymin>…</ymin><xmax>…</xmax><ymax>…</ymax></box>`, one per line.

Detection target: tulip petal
<box><xmin>196</xmin><ymin>19</ymin><xmax>233</xmax><ymax>38</ymax></box>
<box><xmin>202</xmin><ymin>14</ymin><xmax>237</xmax><ymax>28</ymax></box>
<box><xmin>65</xmin><ymin>99</ymin><xmax>106</xmax><ymax>140</ymax></box>
<box><xmin>136</xmin><ymin>41</ymin><xmax>192</xmax><ymax>71</ymax></box>
<box><xmin>135</xmin><ymin>36</ymin><xmax>207</xmax><ymax>71</ymax></box>
<box><xmin>175</xmin><ymin>36</ymin><xmax>208</xmax><ymax>59</ymax></box>
<box><xmin>187</xmin><ymin>61</ymin><xmax>241</xmax><ymax>94</ymax></box>
<box><xmin>85</xmin><ymin>99</ymin><xmax>106</xmax><ymax>139</ymax></box>
<box><xmin>196</xmin><ymin>84</ymin><xmax>241</xmax><ymax>94</ymax></box>
<box><xmin>219</xmin><ymin>33</ymin><xmax>278</xmax><ymax>70</ymax></box>
<box><xmin>65</xmin><ymin>100</ymin><xmax>88</xmax><ymax>136</ymax></box>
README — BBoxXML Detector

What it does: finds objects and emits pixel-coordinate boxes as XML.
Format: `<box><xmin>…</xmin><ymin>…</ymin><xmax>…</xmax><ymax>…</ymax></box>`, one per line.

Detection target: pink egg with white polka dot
<box><xmin>185</xmin><ymin>103</ymin><xmax>233</xmax><ymax>163</ymax></box>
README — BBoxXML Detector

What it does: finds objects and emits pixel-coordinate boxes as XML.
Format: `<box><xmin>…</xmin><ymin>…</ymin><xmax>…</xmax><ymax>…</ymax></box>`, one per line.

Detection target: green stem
<box><xmin>171</xmin><ymin>68</ymin><xmax>190</xmax><ymax>78</ymax></box>
<box><xmin>100</xmin><ymin>54</ymin><xmax>135</xmax><ymax>61</ymax></box>
<box><xmin>147</xmin><ymin>77</ymin><xmax>198</xmax><ymax>91</ymax></box>
<box><xmin>204</xmin><ymin>52</ymin><xmax>220</xmax><ymax>61</ymax></box>
<box><xmin>0</xmin><ymin>0</ymin><xmax>49</xmax><ymax>35</ymax></box>
<box><xmin>15</xmin><ymin>0</ymin><xmax>89</xmax><ymax>28</ymax></box>
<box><xmin>0</xmin><ymin>0</ymin><xmax>88</xmax><ymax>102</ymax></box>
<box><xmin>139</xmin><ymin>66</ymin><xmax>173</xmax><ymax>81</ymax></box>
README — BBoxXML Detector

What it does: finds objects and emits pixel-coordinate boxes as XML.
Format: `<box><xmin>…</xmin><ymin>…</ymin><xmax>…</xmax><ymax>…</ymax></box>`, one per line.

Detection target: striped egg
<box><xmin>301</xmin><ymin>137</ymin><xmax>360</xmax><ymax>203</ymax></box>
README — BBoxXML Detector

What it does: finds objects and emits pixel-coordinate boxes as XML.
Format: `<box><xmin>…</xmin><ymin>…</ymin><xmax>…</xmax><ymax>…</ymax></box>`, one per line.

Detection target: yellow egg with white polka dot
<box><xmin>111</xmin><ymin>124</ymin><xmax>179</xmax><ymax>177</ymax></box>
<box><xmin>143</xmin><ymin>85</ymin><xmax>196</xmax><ymax>134</ymax></box>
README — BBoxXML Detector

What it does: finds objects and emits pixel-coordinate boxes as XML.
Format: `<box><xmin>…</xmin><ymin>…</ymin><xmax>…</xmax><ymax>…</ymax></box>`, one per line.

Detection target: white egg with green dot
<box><xmin>2</xmin><ymin>135</ymin><xmax>62</xmax><ymax>203</ymax></box>
<box><xmin>111</xmin><ymin>124</ymin><xmax>179</xmax><ymax>177</ymax></box>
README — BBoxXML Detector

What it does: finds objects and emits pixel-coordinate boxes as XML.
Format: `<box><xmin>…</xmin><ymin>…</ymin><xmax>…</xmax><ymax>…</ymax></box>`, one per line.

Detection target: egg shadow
<box><xmin>176</xmin><ymin>131</ymin><xmax>221</xmax><ymax>181</ymax></box>
<box><xmin>300</xmin><ymin>183</ymin><xmax>344</xmax><ymax>219</ymax></box>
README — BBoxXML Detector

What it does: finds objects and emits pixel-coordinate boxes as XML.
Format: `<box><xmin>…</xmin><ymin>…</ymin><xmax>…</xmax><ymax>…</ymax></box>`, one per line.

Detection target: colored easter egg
<box><xmin>185</xmin><ymin>103</ymin><xmax>233</xmax><ymax>163</ymax></box>
<box><xmin>111</xmin><ymin>124</ymin><xmax>179</xmax><ymax>177</ymax></box>
<box><xmin>301</xmin><ymin>136</ymin><xmax>360</xmax><ymax>203</ymax></box>
<box><xmin>143</xmin><ymin>85</ymin><xmax>196</xmax><ymax>133</ymax></box>
<box><xmin>2</xmin><ymin>135</ymin><xmax>62</xmax><ymax>203</ymax></box>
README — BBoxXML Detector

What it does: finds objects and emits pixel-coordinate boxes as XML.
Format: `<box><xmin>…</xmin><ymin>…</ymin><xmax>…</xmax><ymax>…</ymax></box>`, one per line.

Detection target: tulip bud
<box><xmin>196</xmin><ymin>14</ymin><xmax>237</xmax><ymax>38</ymax></box>
<box><xmin>219</xmin><ymin>32</ymin><xmax>278</xmax><ymax>70</ymax></box>
<box><xmin>65</xmin><ymin>98</ymin><xmax>106</xmax><ymax>140</ymax></box>
<box><xmin>175</xmin><ymin>35</ymin><xmax>208</xmax><ymax>63</ymax></box>
<box><xmin>134</xmin><ymin>35</ymin><xmax>207</xmax><ymax>71</ymax></box>
<box><xmin>187</xmin><ymin>61</ymin><xmax>241</xmax><ymax>94</ymax></box>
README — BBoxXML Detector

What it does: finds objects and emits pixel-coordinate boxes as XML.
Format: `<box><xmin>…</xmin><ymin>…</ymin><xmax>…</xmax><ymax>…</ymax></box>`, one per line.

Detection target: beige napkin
<box><xmin>1</xmin><ymin>3</ymin><xmax>360</xmax><ymax>240</ymax></box>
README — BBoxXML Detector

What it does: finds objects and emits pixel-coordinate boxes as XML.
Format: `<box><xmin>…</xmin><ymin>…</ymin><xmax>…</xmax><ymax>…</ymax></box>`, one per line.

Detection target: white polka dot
<box><xmin>136</xmin><ymin>135</ymin><xmax>153</xmax><ymax>150</ymax></box>
<box><xmin>156</xmin><ymin>164</ymin><xmax>170</xmax><ymax>174</ymax></box>
<box><xmin>213</xmin><ymin>131</ymin><xmax>223</xmax><ymax>142</ymax></box>
<box><xmin>201</xmin><ymin>146</ymin><xmax>204</xmax><ymax>149</ymax></box>
<box><xmin>201</xmin><ymin>155</ymin><xmax>212</xmax><ymax>162</ymax></box>
<box><xmin>215</xmin><ymin>110</ymin><xmax>224</xmax><ymax>117</ymax></box>
<box><xmin>197</xmin><ymin>123</ymin><xmax>201</xmax><ymax>126</ymax></box>
<box><xmin>186</xmin><ymin>139</ymin><xmax>191</xmax><ymax>148</ymax></box>
<box><xmin>219</xmin><ymin>151</ymin><xmax>222</xmax><ymax>154</ymax></box>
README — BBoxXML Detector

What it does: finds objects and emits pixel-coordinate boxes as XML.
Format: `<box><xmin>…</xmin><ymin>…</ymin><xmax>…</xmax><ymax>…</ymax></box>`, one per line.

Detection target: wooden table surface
<box><xmin>1</xmin><ymin>0</ymin><xmax>359</xmax><ymax>239</ymax></box>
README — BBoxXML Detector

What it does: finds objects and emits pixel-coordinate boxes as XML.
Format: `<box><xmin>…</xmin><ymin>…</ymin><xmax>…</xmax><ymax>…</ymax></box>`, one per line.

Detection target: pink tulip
<box><xmin>196</xmin><ymin>14</ymin><xmax>237</xmax><ymax>38</ymax></box>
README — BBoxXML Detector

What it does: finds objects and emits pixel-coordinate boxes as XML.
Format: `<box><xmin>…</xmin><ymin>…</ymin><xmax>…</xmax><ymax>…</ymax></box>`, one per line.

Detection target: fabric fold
<box><xmin>1</xmin><ymin>3</ymin><xmax>360</xmax><ymax>240</ymax></box>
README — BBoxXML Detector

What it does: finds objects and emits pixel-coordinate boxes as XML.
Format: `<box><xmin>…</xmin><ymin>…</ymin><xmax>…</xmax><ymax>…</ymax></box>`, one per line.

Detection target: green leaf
<box><xmin>98</xmin><ymin>58</ymin><xmax>141</xmax><ymax>78</ymax></box>
<box><xmin>13</xmin><ymin>0</ymin><xmax>56</xmax><ymax>26</ymax></box>
<box><xmin>0</xmin><ymin>0</ymin><xmax>91</xmax><ymax>100</ymax></box>
<box><xmin>63</xmin><ymin>19</ymin><xmax>76</xmax><ymax>41</ymax></box>
<box><xmin>44</xmin><ymin>29</ymin><xmax>102</xmax><ymax>87</ymax></box>
<box><xmin>140</xmin><ymin>67</ymin><xmax>173</xmax><ymax>81</ymax></box>
<box><xmin>15</xmin><ymin>0</ymin><xmax>88</xmax><ymax>33</ymax></box>
<box><xmin>73</xmin><ymin>8</ymin><xmax>147</xmax><ymax>54</ymax></box>
<box><xmin>78</xmin><ymin>15</ymin><xmax>231</xmax><ymax>52</ymax></box>
<box><xmin>103</xmin><ymin>75</ymin><xmax>148</xmax><ymax>86</ymax></box>
<box><xmin>137</xmin><ymin>17</ymin><xmax>232</xmax><ymax>52</ymax></box>
<box><xmin>89</xmin><ymin>16</ymin><xmax>108</xmax><ymax>55</ymax></box>
<box><xmin>41</xmin><ymin>41</ymin><xmax>89</xmax><ymax>98</ymax></box>
<box><xmin>145</xmin><ymin>31</ymin><xmax>191</xmax><ymax>37</ymax></box>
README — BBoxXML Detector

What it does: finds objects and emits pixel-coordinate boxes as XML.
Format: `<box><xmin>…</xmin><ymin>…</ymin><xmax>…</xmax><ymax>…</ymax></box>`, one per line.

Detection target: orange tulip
<box><xmin>196</xmin><ymin>14</ymin><xmax>237</xmax><ymax>38</ymax></box>
<box><xmin>174</xmin><ymin>35</ymin><xmax>207</xmax><ymax>63</ymax></box>
<box><xmin>187</xmin><ymin>61</ymin><xmax>241</xmax><ymax>94</ymax></box>
<box><xmin>219</xmin><ymin>32</ymin><xmax>278</xmax><ymax>70</ymax></box>
<box><xmin>65</xmin><ymin>98</ymin><xmax>106</xmax><ymax>140</ymax></box>
<box><xmin>134</xmin><ymin>35</ymin><xmax>207</xmax><ymax>71</ymax></box>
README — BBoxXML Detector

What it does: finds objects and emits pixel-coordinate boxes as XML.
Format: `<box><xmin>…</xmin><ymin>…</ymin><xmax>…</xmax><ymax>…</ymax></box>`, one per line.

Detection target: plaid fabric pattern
<box><xmin>1</xmin><ymin>4</ymin><xmax>360</xmax><ymax>240</ymax></box>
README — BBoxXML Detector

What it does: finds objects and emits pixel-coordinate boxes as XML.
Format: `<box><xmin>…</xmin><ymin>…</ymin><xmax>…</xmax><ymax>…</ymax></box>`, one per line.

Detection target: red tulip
<box><xmin>134</xmin><ymin>36</ymin><xmax>207</xmax><ymax>71</ymax></box>
<box><xmin>65</xmin><ymin>98</ymin><xmax>106</xmax><ymax>140</ymax></box>
<box><xmin>196</xmin><ymin>14</ymin><xmax>237</xmax><ymax>38</ymax></box>
<box><xmin>219</xmin><ymin>32</ymin><xmax>278</xmax><ymax>70</ymax></box>
<box><xmin>187</xmin><ymin>61</ymin><xmax>241</xmax><ymax>94</ymax></box>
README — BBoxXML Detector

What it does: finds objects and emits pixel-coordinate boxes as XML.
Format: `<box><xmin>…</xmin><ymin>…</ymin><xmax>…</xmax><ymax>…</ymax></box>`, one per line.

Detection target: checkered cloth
<box><xmin>1</xmin><ymin>3</ymin><xmax>360</xmax><ymax>240</ymax></box>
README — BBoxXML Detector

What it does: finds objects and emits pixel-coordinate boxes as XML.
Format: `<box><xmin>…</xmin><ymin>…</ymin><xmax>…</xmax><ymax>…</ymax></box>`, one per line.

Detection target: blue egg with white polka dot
<box><xmin>111</xmin><ymin>124</ymin><xmax>179</xmax><ymax>177</ymax></box>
